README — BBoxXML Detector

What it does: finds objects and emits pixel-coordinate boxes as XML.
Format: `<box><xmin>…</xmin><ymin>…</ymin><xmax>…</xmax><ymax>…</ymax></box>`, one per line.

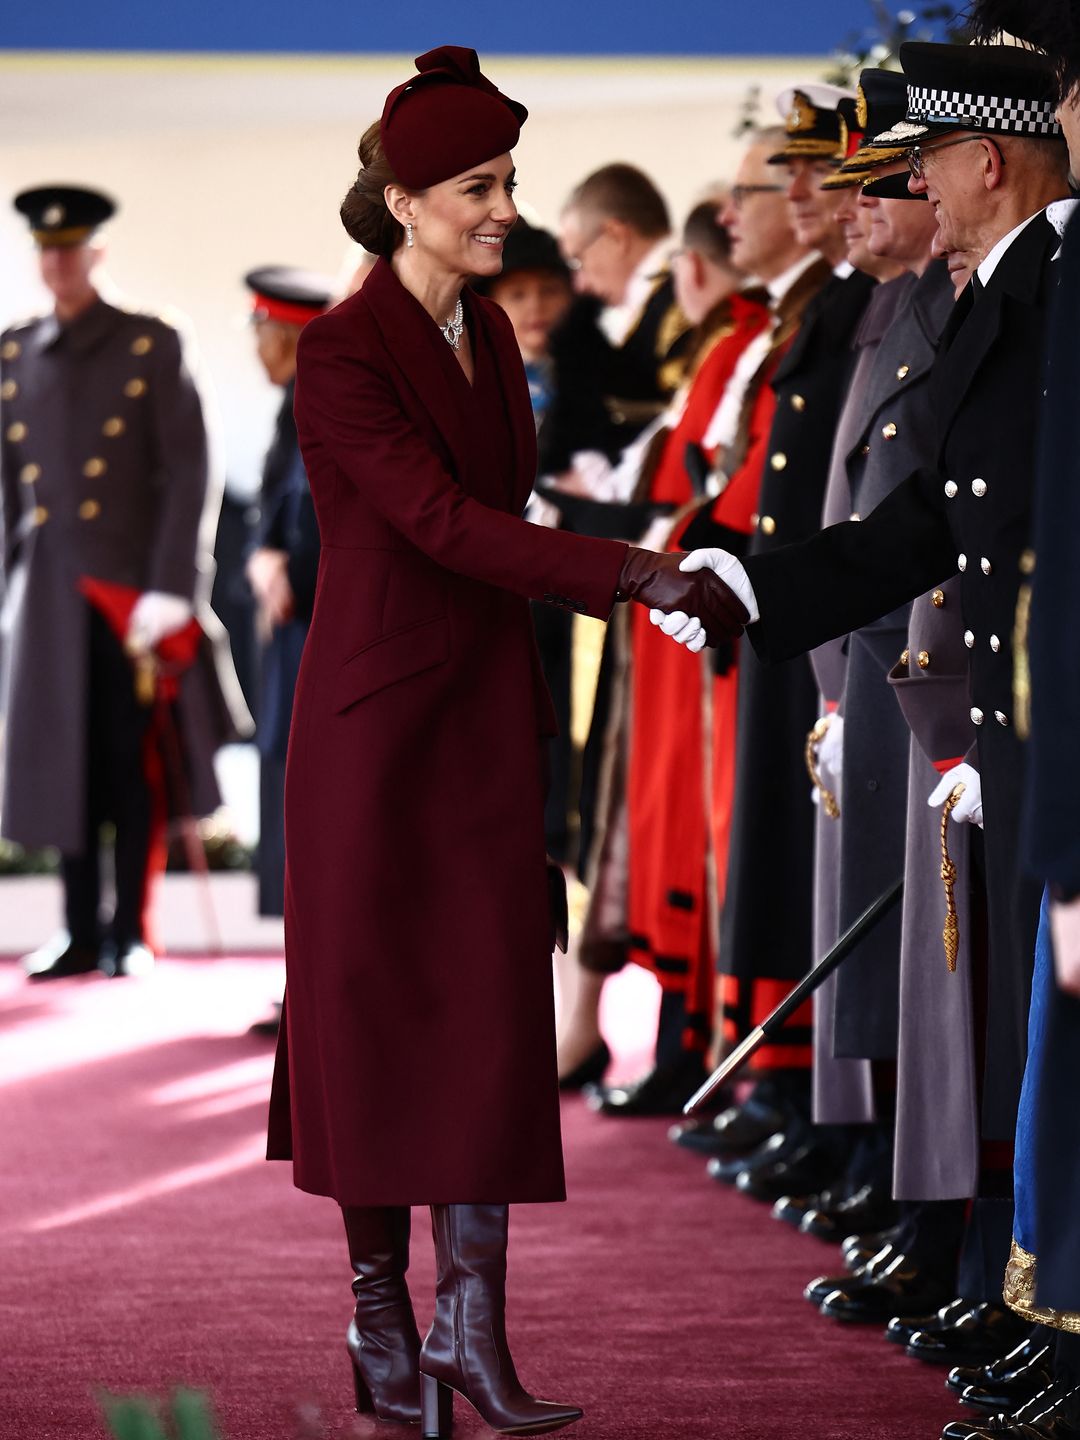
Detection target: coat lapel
<box><xmin>467</xmin><ymin>290</ymin><xmax>537</xmax><ymax>514</ymax></box>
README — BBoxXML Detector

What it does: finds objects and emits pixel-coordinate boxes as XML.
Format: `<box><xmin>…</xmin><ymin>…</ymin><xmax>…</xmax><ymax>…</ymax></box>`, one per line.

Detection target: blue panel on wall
<box><xmin>0</xmin><ymin>1</ymin><xmax>951</xmax><ymax>56</ymax></box>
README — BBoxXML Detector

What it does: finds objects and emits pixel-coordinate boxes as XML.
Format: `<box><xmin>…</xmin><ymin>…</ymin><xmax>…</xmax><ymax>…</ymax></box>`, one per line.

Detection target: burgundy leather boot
<box><xmin>342</xmin><ymin>1205</ymin><xmax>422</xmax><ymax>1423</ymax></box>
<box><xmin>419</xmin><ymin>1204</ymin><xmax>583</xmax><ymax>1437</ymax></box>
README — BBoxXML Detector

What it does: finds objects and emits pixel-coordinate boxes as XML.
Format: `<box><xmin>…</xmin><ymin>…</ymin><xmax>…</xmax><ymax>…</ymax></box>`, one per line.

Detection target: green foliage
<box><xmin>100</xmin><ymin>1389</ymin><xmax>221</xmax><ymax>1440</ymax></box>
<box><xmin>824</xmin><ymin>1</ymin><xmax>968</xmax><ymax>86</ymax></box>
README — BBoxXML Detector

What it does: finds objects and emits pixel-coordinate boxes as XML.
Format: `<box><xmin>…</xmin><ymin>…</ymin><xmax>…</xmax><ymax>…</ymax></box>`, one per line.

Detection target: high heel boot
<box><xmin>419</xmin><ymin>1203</ymin><xmax>583</xmax><ymax>1438</ymax></box>
<box><xmin>342</xmin><ymin>1204</ymin><xmax>422</xmax><ymax>1424</ymax></box>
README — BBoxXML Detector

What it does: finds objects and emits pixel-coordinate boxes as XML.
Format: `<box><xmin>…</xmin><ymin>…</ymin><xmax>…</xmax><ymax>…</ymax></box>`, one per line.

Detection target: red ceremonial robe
<box><xmin>266</xmin><ymin>258</ymin><xmax>627</xmax><ymax>1205</ymax></box>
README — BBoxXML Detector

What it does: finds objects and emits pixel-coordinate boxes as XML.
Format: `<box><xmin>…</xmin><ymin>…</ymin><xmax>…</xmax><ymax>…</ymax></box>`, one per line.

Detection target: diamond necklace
<box><xmin>441</xmin><ymin>298</ymin><xmax>465</xmax><ymax>350</ymax></box>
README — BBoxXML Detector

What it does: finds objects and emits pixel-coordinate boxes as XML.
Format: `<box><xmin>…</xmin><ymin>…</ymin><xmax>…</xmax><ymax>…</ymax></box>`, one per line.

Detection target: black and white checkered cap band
<box><xmin>908</xmin><ymin>85</ymin><xmax>1061</xmax><ymax>136</ymax></box>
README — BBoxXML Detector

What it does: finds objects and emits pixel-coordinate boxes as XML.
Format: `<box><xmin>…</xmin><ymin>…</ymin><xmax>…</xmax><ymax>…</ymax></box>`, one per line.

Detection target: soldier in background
<box><xmin>243</xmin><ymin>265</ymin><xmax>333</xmax><ymax>919</ymax></box>
<box><xmin>1</xmin><ymin>185</ymin><xmax>236</xmax><ymax>980</ymax></box>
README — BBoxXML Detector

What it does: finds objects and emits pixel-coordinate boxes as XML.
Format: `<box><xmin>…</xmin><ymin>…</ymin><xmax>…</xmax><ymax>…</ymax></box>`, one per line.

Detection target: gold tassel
<box><xmin>940</xmin><ymin>783</ymin><xmax>965</xmax><ymax>971</ymax></box>
<box><xmin>805</xmin><ymin>717</ymin><xmax>840</xmax><ymax>820</ymax></box>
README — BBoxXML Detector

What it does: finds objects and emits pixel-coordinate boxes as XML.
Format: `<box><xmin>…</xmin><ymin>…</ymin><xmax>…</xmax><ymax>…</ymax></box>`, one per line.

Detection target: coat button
<box><xmin>131</xmin><ymin>335</ymin><xmax>154</xmax><ymax>356</ymax></box>
<box><xmin>1</xmin><ymin>340</ymin><xmax>20</xmax><ymax>360</ymax></box>
<box><xmin>760</xmin><ymin>515</ymin><xmax>777</xmax><ymax>535</ymax></box>
<box><xmin>958</xmin><ymin>553</ymin><xmax>967</xmax><ymax>572</ymax></box>
<box><xmin>944</xmin><ymin>480</ymin><xmax>958</xmax><ymax>498</ymax></box>
<box><xmin>124</xmin><ymin>378</ymin><xmax>148</xmax><ymax>398</ymax></box>
<box><xmin>20</xmin><ymin>462</ymin><xmax>40</xmax><ymax>484</ymax></box>
<box><xmin>990</xmin><ymin>634</ymin><xmax>1001</xmax><ymax>652</ymax></box>
<box><xmin>882</xmin><ymin>421</ymin><xmax>898</xmax><ymax>440</ymax></box>
<box><xmin>770</xmin><ymin>453</ymin><xmax>787</xmax><ymax>471</ymax></box>
<box><xmin>78</xmin><ymin>499</ymin><xmax>101</xmax><ymax>520</ymax></box>
<box><xmin>970</xmin><ymin>706</ymin><xmax>984</xmax><ymax>725</ymax></box>
<box><xmin>849</xmin><ymin>512</ymin><xmax>861</xmax><ymax>522</ymax></box>
<box><xmin>102</xmin><ymin>416</ymin><xmax>126</xmax><ymax>438</ymax></box>
<box><xmin>964</xmin><ymin>630</ymin><xmax>975</xmax><ymax>648</ymax></box>
<box><xmin>30</xmin><ymin>505</ymin><xmax>48</xmax><ymax>526</ymax></box>
<box><xmin>980</xmin><ymin>556</ymin><xmax>992</xmax><ymax>575</ymax></box>
<box><xmin>917</xmin><ymin>650</ymin><xmax>930</xmax><ymax>669</ymax></box>
<box><xmin>900</xmin><ymin>648</ymin><xmax>910</xmax><ymax>665</ymax></box>
<box><xmin>896</xmin><ymin>364</ymin><xmax>910</xmax><ymax>380</ymax></box>
<box><xmin>791</xmin><ymin>394</ymin><xmax>805</xmax><ymax>411</ymax></box>
<box><xmin>931</xmin><ymin>589</ymin><xmax>945</xmax><ymax>608</ymax></box>
<box><xmin>972</xmin><ymin>478</ymin><xmax>987</xmax><ymax>497</ymax></box>
<box><xmin>6</xmin><ymin>421</ymin><xmax>27</xmax><ymax>442</ymax></box>
<box><xmin>83</xmin><ymin>457</ymin><xmax>107</xmax><ymax>478</ymax></box>
<box><xmin>1019</xmin><ymin>548</ymin><xmax>1036</xmax><ymax>576</ymax></box>
<box><xmin>1</xmin><ymin>379</ymin><xmax>17</xmax><ymax>400</ymax></box>
<box><xmin>860</xmin><ymin>444</ymin><xmax>870</xmax><ymax>457</ymax></box>
<box><xmin>994</xmin><ymin>710</ymin><xmax>1009</xmax><ymax>726</ymax></box>
<box><xmin>867</xmin><ymin>779</ymin><xmax>880</xmax><ymax>792</ymax></box>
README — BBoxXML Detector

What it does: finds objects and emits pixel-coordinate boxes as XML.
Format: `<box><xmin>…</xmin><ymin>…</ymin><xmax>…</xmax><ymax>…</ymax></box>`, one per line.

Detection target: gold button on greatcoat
<box><xmin>83</xmin><ymin>457</ymin><xmax>107</xmax><ymax>478</ymax></box>
<box><xmin>896</xmin><ymin>364</ymin><xmax>910</xmax><ymax>380</ymax></box>
<box><xmin>882</xmin><ymin>421</ymin><xmax>898</xmax><ymax>440</ymax></box>
<box><xmin>791</xmin><ymin>394</ymin><xmax>806</xmax><ymax>412</ymax></box>
<box><xmin>932</xmin><ymin>589</ymin><xmax>945</xmax><ymax>608</ymax></box>
<box><xmin>900</xmin><ymin>648</ymin><xmax>910</xmax><ymax>665</ymax></box>
<box><xmin>770</xmin><ymin>453</ymin><xmax>787</xmax><ymax>471</ymax></box>
<box><xmin>970</xmin><ymin>707</ymin><xmax>984</xmax><ymax>725</ymax></box>
<box><xmin>1</xmin><ymin>380</ymin><xmax>17</xmax><ymax>400</ymax></box>
<box><xmin>124</xmin><ymin>378</ymin><xmax>147</xmax><ymax>398</ymax></box>
<box><xmin>78</xmin><ymin>499</ymin><xmax>101</xmax><ymax>520</ymax></box>
<box><xmin>7</xmin><ymin>421</ymin><xmax>27</xmax><ymax>442</ymax></box>
<box><xmin>990</xmin><ymin>634</ymin><xmax>1001</xmax><ymax>653</ymax></box>
<box><xmin>860</xmin><ymin>444</ymin><xmax>870</xmax><ymax>457</ymax></box>
<box><xmin>760</xmin><ymin>515</ymin><xmax>777</xmax><ymax>535</ymax></box>
<box><xmin>102</xmin><ymin>416</ymin><xmax>125</xmax><ymax>438</ymax></box>
<box><xmin>1020</xmin><ymin>549</ymin><xmax>1036</xmax><ymax>575</ymax></box>
<box><xmin>917</xmin><ymin>650</ymin><xmax>930</xmax><ymax>669</ymax></box>
<box><xmin>30</xmin><ymin>505</ymin><xmax>48</xmax><ymax>526</ymax></box>
<box><xmin>20</xmin><ymin>463</ymin><xmax>40</xmax><ymax>484</ymax></box>
<box><xmin>1</xmin><ymin>340</ymin><xmax>20</xmax><ymax>361</ymax></box>
<box><xmin>131</xmin><ymin>335</ymin><xmax>154</xmax><ymax>356</ymax></box>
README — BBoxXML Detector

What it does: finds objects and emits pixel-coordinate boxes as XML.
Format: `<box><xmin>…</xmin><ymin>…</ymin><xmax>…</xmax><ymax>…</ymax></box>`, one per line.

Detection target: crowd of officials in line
<box><xmin>3</xmin><ymin>10</ymin><xmax>1080</xmax><ymax>1438</ymax></box>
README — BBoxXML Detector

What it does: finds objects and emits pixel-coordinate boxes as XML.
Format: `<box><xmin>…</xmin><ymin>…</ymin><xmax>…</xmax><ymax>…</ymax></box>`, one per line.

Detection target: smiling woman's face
<box><xmin>405</xmin><ymin>152</ymin><xmax>519</xmax><ymax>281</ymax></box>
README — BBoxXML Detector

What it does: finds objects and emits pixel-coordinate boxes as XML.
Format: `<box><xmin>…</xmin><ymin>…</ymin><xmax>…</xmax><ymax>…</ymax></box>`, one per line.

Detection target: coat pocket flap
<box><xmin>332</xmin><ymin>615</ymin><xmax>449</xmax><ymax>714</ymax></box>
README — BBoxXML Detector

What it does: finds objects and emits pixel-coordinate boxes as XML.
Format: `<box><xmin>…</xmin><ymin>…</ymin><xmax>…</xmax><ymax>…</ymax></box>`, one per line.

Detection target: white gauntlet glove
<box><xmin>928</xmin><ymin>762</ymin><xmax>983</xmax><ymax>828</ymax></box>
<box><xmin>126</xmin><ymin>592</ymin><xmax>194</xmax><ymax>653</ymax></box>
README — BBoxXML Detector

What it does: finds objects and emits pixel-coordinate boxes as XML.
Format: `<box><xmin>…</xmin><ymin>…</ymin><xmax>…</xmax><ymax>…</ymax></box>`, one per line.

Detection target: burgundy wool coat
<box><xmin>265</xmin><ymin>257</ymin><xmax>627</xmax><ymax>1205</ymax></box>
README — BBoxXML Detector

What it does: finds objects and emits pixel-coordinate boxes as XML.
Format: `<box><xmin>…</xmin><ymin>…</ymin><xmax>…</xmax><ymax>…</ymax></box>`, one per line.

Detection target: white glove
<box><xmin>680</xmin><ymin>548</ymin><xmax>760</xmax><ymax>623</ymax></box>
<box><xmin>928</xmin><ymin>762</ymin><xmax>983</xmax><ymax>828</ymax></box>
<box><xmin>1050</xmin><ymin>895</ymin><xmax>1080</xmax><ymax>996</ymax></box>
<box><xmin>649</xmin><ymin>609</ymin><xmax>708</xmax><ymax>654</ymax></box>
<box><xmin>126</xmin><ymin>592</ymin><xmax>194</xmax><ymax>653</ymax></box>
<box><xmin>817</xmin><ymin>714</ymin><xmax>844</xmax><ymax>789</ymax></box>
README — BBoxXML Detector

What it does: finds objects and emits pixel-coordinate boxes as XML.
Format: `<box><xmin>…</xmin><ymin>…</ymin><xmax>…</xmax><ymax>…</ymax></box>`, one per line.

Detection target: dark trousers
<box><xmin>62</xmin><ymin>606</ymin><xmax>156</xmax><ymax>948</ymax></box>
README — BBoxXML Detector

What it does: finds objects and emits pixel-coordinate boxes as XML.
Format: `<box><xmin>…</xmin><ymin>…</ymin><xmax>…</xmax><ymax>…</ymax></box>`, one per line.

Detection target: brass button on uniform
<box><xmin>760</xmin><ymin>515</ymin><xmax>777</xmax><ymax>535</ymax></box>
<box><xmin>990</xmin><ymin>634</ymin><xmax>1001</xmax><ymax>653</ymax></box>
<box><xmin>860</xmin><ymin>444</ymin><xmax>870</xmax><ymax>457</ymax></box>
<box><xmin>1</xmin><ymin>340</ymin><xmax>20</xmax><ymax>361</ymax></box>
<box><xmin>882</xmin><ymin>421</ymin><xmax>898</xmax><ymax>440</ymax></box>
<box><xmin>994</xmin><ymin>710</ymin><xmax>1009</xmax><ymax>727</ymax></box>
<box><xmin>131</xmin><ymin>335</ymin><xmax>154</xmax><ymax>356</ymax></box>
<box><xmin>791</xmin><ymin>394</ymin><xmax>806</xmax><ymax>412</ymax></box>
<box><xmin>849</xmin><ymin>512</ymin><xmax>861</xmax><ymax>522</ymax></box>
<box><xmin>964</xmin><ymin>630</ymin><xmax>975</xmax><ymax>649</ymax></box>
<box><xmin>124</xmin><ymin>378</ymin><xmax>148</xmax><ymax>398</ymax></box>
<box><xmin>980</xmin><ymin>556</ymin><xmax>992</xmax><ymax>575</ymax></box>
<box><xmin>102</xmin><ymin>416</ymin><xmax>125</xmax><ymax>438</ymax></box>
<box><xmin>78</xmin><ymin>499</ymin><xmax>101</xmax><ymax>520</ymax></box>
<box><xmin>30</xmin><ymin>505</ymin><xmax>48</xmax><ymax>526</ymax></box>
<box><xmin>944</xmin><ymin>480</ymin><xmax>958</xmax><ymax>498</ymax></box>
<box><xmin>20</xmin><ymin>463</ymin><xmax>40</xmax><ymax>484</ymax></box>
<box><xmin>972</xmin><ymin>478</ymin><xmax>987</xmax><ymax>497</ymax></box>
<box><xmin>1020</xmin><ymin>548</ymin><xmax>1036</xmax><ymax>576</ymax></box>
<box><xmin>770</xmin><ymin>452</ymin><xmax>787</xmax><ymax>471</ymax></box>
<box><xmin>6</xmin><ymin>421</ymin><xmax>27</xmax><ymax>442</ymax></box>
<box><xmin>83</xmin><ymin>457</ymin><xmax>107</xmax><ymax>478</ymax></box>
<box><xmin>896</xmin><ymin>364</ymin><xmax>910</xmax><ymax>380</ymax></box>
<box><xmin>931</xmin><ymin>589</ymin><xmax>945</xmax><ymax>608</ymax></box>
<box><xmin>1</xmin><ymin>379</ymin><xmax>17</xmax><ymax>400</ymax></box>
<box><xmin>958</xmin><ymin>553</ymin><xmax>967</xmax><ymax>572</ymax></box>
<box><xmin>970</xmin><ymin>706</ymin><xmax>984</xmax><ymax>725</ymax></box>
<box><xmin>917</xmin><ymin>650</ymin><xmax>930</xmax><ymax>670</ymax></box>
<box><xmin>900</xmin><ymin>648</ymin><xmax>910</xmax><ymax>665</ymax></box>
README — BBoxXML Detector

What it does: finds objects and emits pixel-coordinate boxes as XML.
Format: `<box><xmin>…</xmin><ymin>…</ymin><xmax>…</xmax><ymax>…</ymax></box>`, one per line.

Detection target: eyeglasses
<box><xmin>906</xmin><ymin>134</ymin><xmax>1006</xmax><ymax>181</ymax></box>
<box><xmin>730</xmin><ymin>184</ymin><xmax>785</xmax><ymax>208</ymax></box>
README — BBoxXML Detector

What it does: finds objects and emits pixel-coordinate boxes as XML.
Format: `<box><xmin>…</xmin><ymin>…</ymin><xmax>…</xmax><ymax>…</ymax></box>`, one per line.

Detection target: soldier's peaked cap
<box><xmin>244</xmin><ymin>266</ymin><xmax>335</xmax><ymax>326</ymax></box>
<box><xmin>14</xmin><ymin>185</ymin><xmax>116</xmax><ymax>248</ymax></box>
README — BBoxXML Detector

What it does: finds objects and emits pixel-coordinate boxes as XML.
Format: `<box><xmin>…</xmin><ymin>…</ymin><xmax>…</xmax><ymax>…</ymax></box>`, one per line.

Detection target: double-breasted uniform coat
<box><xmin>745</xmin><ymin>211</ymin><xmax>1060</xmax><ymax>1138</ymax></box>
<box><xmin>0</xmin><ymin>298</ymin><xmax>232</xmax><ymax>858</ymax></box>
<box><xmin>265</xmin><ymin>258</ymin><xmax>628</xmax><ymax>1204</ymax></box>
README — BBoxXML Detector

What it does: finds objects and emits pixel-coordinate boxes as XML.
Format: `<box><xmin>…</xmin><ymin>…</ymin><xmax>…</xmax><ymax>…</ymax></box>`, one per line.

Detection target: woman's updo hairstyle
<box><xmin>340</xmin><ymin>121</ymin><xmax>405</xmax><ymax>260</ymax></box>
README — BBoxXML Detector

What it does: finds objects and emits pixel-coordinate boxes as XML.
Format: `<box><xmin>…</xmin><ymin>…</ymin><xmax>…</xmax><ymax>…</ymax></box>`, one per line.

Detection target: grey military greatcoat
<box><xmin>0</xmin><ymin>297</ymin><xmax>233</xmax><ymax>854</ymax></box>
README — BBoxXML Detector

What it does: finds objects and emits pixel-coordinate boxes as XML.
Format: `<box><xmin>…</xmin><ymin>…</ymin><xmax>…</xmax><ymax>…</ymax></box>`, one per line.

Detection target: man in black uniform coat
<box><xmin>243</xmin><ymin>266</ymin><xmax>332</xmax><ymax>918</ymax></box>
<box><xmin>671</xmin><ymin>44</ymin><xmax>1071</xmax><ymax>1225</ymax></box>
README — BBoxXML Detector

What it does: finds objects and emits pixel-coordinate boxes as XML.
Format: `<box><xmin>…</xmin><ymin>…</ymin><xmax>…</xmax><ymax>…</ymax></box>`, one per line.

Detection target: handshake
<box><xmin>617</xmin><ymin>546</ymin><xmax>753</xmax><ymax>652</ymax></box>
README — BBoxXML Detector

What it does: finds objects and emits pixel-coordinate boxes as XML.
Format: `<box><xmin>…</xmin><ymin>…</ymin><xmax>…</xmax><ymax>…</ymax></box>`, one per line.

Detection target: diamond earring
<box><xmin>405</xmin><ymin>222</ymin><xmax>415</xmax><ymax>249</ymax></box>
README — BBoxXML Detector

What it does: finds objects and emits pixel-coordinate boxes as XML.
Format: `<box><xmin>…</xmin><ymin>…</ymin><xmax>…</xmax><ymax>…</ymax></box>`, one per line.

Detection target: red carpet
<box><xmin>0</xmin><ymin>954</ymin><xmax>965</xmax><ymax>1439</ymax></box>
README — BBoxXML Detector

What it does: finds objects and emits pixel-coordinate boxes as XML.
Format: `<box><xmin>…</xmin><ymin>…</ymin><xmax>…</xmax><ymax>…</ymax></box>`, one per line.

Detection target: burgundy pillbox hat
<box><xmin>381</xmin><ymin>46</ymin><xmax>528</xmax><ymax>190</ymax></box>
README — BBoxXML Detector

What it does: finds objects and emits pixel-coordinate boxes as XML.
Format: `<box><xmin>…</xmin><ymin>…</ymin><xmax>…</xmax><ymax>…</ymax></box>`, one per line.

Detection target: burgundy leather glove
<box><xmin>616</xmin><ymin>547</ymin><xmax>749</xmax><ymax>646</ymax></box>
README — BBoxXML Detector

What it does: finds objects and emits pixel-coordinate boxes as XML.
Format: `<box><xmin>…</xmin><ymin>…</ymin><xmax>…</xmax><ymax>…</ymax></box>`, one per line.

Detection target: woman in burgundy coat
<box><xmin>264</xmin><ymin>46</ymin><xmax>742</xmax><ymax>1437</ymax></box>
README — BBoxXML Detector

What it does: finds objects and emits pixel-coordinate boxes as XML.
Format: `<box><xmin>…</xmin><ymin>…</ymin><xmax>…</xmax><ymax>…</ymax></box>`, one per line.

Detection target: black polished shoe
<box><xmin>736</xmin><ymin>1141</ymin><xmax>841</xmax><ymax>1204</ymax></box>
<box><xmin>887</xmin><ymin>1297</ymin><xmax>971</xmax><ymax>1347</ymax></box>
<box><xmin>950</xmin><ymin>1341</ymin><xmax>1055</xmax><ymax>1412</ymax></box>
<box><xmin>801</xmin><ymin>1185</ymin><xmax>899</xmax><ymax>1242</ymax></box>
<box><xmin>23</xmin><ymin>930</ymin><xmax>100</xmax><ymax>981</ymax></box>
<box><xmin>589</xmin><ymin>1054</ymin><xmax>706</xmax><ymax>1117</ymax></box>
<box><xmin>819</xmin><ymin>1253</ymin><xmax>953</xmax><ymax>1323</ymax></box>
<box><xmin>907</xmin><ymin>1304</ymin><xmax>1032</xmax><ymax>1366</ymax></box>
<box><xmin>707</xmin><ymin>1128</ymin><xmax>800</xmax><ymax>1185</ymax></box>
<box><xmin>558</xmin><ymin>1040</ymin><xmax>611</xmax><ymax>1092</ymax></box>
<box><xmin>98</xmin><ymin>940</ymin><xmax>155</xmax><ymax>978</ymax></box>
<box><xmin>773</xmin><ymin>1187</ymin><xmax>847</xmax><ymax>1230</ymax></box>
<box><xmin>940</xmin><ymin>1382</ymin><xmax>1080</xmax><ymax>1439</ymax></box>
<box><xmin>669</xmin><ymin>1092</ymin><xmax>783</xmax><ymax>1155</ymax></box>
<box><xmin>804</xmin><ymin>1243</ymin><xmax>901</xmax><ymax>1307</ymax></box>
